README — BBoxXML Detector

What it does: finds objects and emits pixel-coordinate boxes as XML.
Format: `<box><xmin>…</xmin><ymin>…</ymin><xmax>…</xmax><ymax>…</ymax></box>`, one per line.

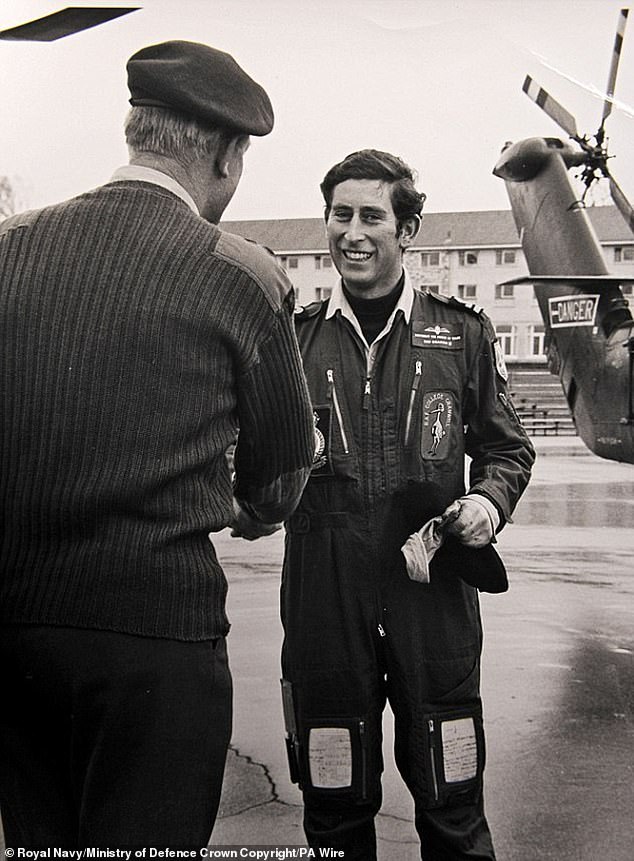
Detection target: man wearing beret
<box><xmin>0</xmin><ymin>42</ymin><xmax>314</xmax><ymax>848</ymax></box>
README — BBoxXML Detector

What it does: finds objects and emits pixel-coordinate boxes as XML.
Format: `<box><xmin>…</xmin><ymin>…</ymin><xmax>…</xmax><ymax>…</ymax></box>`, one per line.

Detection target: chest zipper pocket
<box><xmin>404</xmin><ymin>360</ymin><xmax>422</xmax><ymax>447</ymax></box>
<box><xmin>326</xmin><ymin>368</ymin><xmax>349</xmax><ymax>454</ymax></box>
<box><xmin>428</xmin><ymin>718</ymin><xmax>440</xmax><ymax>803</ymax></box>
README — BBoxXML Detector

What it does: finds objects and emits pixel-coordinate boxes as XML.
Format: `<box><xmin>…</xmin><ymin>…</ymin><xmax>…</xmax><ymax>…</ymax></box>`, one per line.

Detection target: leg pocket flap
<box><xmin>422</xmin><ymin>701</ymin><xmax>485</xmax><ymax>809</ymax></box>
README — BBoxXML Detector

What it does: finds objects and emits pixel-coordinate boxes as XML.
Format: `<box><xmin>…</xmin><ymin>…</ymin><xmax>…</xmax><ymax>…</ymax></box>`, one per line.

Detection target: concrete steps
<box><xmin>507</xmin><ymin>364</ymin><xmax>576</xmax><ymax>436</ymax></box>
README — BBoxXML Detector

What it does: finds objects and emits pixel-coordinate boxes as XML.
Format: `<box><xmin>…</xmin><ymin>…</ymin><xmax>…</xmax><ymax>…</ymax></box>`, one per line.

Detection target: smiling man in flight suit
<box><xmin>280</xmin><ymin>149</ymin><xmax>535</xmax><ymax>860</ymax></box>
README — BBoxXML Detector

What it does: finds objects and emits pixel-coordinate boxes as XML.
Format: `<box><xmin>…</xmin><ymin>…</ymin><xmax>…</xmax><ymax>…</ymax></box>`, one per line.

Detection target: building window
<box><xmin>314</xmin><ymin>255</ymin><xmax>333</xmax><ymax>269</ymax></box>
<box><xmin>495</xmin><ymin>283</ymin><xmax>515</xmax><ymax>300</ymax></box>
<box><xmin>496</xmin><ymin>325</ymin><xmax>517</xmax><ymax>357</ymax></box>
<box><xmin>458</xmin><ymin>251</ymin><xmax>479</xmax><ymax>266</ymax></box>
<box><xmin>614</xmin><ymin>246</ymin><xmax>634</xmax><ymax>263</ymax></box>
<box><xmin>425</xmin><ymin>284</ymin><xmax>440</xmax><ymax>294</ymax></box>
<box><xmin>458</xmin><ymin>284</ymin><xmax>477</xmax><ymax>300</ymax></box>
<box><xmin>529</xmin><ymin>324</ymin><xmax>545</xmax><ymax>356</ymax></box>
<box><xmin>315</xmin><ymin>287</ymin><xmax>332</xmax><ymax>301</ymax></box>
<box><xmin>287</xmin><ymin>257</ymin><xmax>299</xmax><ymax>269</ymax></box>
<box><xmin>495</xmin><ymin>249</ymin><xmax>516</xmax><ymax>265</ymax></box>
<box><xmin>421</xmin><ymin>251</ymin><xmax>440</xmax><ymax>266</ymax></box>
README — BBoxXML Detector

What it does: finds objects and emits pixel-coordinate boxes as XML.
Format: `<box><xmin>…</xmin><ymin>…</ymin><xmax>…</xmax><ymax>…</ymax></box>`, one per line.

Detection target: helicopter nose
<box><xmin>493</xmin><ymin>138</ymin><xmax>553</xmax><ymax>181</ymax></box>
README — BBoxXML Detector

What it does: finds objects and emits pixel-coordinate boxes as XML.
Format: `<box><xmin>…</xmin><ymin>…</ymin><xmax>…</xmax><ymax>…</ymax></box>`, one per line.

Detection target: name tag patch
<box><xmin>422</xmin><ymin>391</ymin><xmax>454</xmax><ymax>460</ymax></box>
<box><xmin>413</xmin><ymin>322</ymin><xmax>463</xmax><ymax>350</ymax></box>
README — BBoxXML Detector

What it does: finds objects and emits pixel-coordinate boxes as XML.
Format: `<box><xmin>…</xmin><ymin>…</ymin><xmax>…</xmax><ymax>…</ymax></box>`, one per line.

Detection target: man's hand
<box><xmin>443</xmin><ymin>497</ymin><xmax>494</xmax><ymax>548</ymax></box>
<box><xmin>230</xmin><ymin>499</ymin><xmax>282</xmax><ymax>541</ymax></box>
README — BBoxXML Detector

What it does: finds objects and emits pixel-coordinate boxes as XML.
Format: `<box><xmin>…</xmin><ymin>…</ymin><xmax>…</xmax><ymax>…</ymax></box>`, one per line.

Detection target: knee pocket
<box><xmin>416</xmin><ymin>701</ymin><xmax>485</xmax><ymax>810</ymax></box>
<box><xmin>281</xmin><ymin>677</ymin><xmax>379</xmax><ymax>803</ymax></box>
<box><xmin>282</xmin><ymin>682</ymin><xmax>371</xmax><ymax>802</ymax></box>
<box><xmin>299</xmin><ymin>717</ymin><xmax>370</xmax><ymax>803</ymax></box>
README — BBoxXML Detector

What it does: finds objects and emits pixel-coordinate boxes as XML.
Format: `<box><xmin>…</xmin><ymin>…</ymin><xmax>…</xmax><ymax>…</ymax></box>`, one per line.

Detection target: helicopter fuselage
<box><xmin>493</xmin><ymin>137</ymin><xmax>634</xmax><ymax>463</ymax></box>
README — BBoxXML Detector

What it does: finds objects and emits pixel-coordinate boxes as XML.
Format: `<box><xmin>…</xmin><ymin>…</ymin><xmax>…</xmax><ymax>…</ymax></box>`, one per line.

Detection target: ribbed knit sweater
<box><xmin>0</xmin><ymin>181</ymin><xmax>314</xmax><ymax>640</ymax></box>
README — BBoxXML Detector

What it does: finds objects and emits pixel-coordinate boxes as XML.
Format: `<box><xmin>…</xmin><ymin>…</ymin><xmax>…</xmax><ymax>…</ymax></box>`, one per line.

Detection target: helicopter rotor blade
<box><xmin>0</xmin><ymin>7</ymin><xmax>140</xmax><ymax>41</ymax></box>
<box><xmin>608</xmin><ymin>173</ymin><xmax>634</xmax><ymax>234</ymax></box>
<box><xmin>523</xmin><ymin>75</ymin><xmax>579</xmax><ymax>139</ymax></box>
<box><xmin>599</xmin><ymin>7</ymin><xmax>629</xmax><ymax>134</ymax></box>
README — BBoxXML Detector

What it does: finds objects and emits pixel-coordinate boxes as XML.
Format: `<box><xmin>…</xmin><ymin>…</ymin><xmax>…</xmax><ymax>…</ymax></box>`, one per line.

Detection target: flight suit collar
<box><xmin>325</xmin><ymin>269</ymin><xmax>414</xmax><ymax>346</ymax></box>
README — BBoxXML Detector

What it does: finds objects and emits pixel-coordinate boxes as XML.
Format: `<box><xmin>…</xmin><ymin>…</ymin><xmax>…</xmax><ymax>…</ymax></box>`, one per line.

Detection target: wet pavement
<box><xmin>211</xmin><ymin>437</ymin><xmax>634</xmax><ymax>859</ymax></box>
<box><xmin>1</xmin><ymin>437</ymin><xmax>632</xmax><ymax>858</ymax></box>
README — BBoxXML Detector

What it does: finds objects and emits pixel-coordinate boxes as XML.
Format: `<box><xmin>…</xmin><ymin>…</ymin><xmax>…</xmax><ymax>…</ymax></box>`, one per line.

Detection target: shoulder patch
<box><xmin>0</xmin><ymin>208</ymin><xmax>39</xmax><ymax>236</ymax></box>
<box><xmin>445</xmin><ymin>295</ymin><xmax>485</xmax><ymax>317</ymax></box>
<box><xmin>494</xmin><ymin>340</ymin><xmax>509</xmax><ymax>381</ymax></box>
<box><xmin>426</xmin><ymin>291</ymin><xmax>496</xmax><ymax>340</ymax></box>
<box><xmin>426</xmin><ymin>291</ymin><xmax>451</xmax><ymax>306</ymax></box>
<box><xmin>215</xmin><ymin>230</ymin><xmax>292</xmax><ymax>312</ymax></box>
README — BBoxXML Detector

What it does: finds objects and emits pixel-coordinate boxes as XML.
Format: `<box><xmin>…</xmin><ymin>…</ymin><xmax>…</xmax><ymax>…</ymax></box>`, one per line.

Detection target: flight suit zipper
<box><xmin>359</xmin><ymin>719</ymin><xmax>368</xmax><ymax>799</ymax></box>
<box><xmin>326</xmin><ymin>368</ymin><xmax>349</xmax><ymax>453</ymax></box>
<box><xmin>404</xmin><ymin>360</ymin><xmax>422</xmax><ymax>446</ymax></box>
<box><xmin>363</xmin><ymin>378</ymin><xmax>371</xmax><ymax>411</ymax></box>
<box><xmin>428</xmin><ymin>718</ymin><xmax>440</xmax><ymax>802</ymax></box>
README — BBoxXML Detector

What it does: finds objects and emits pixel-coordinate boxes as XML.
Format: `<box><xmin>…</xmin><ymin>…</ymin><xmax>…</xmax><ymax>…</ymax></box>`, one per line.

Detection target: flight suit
<box><xmin>281</xmin><ymin>278</ymin><xmax>534</xmax><ymax>859</ymax></box>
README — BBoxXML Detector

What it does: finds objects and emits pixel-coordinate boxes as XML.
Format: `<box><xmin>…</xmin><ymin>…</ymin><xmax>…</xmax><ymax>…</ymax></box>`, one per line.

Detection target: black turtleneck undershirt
<box><xmin>343</xmin><ymin>272</ymin><xmax>405</xmax><ymax>345</ymax></box>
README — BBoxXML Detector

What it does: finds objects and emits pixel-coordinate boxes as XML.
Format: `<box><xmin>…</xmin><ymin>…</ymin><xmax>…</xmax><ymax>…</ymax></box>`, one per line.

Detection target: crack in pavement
<box><xmin>218</xmin><ymin>743</ymin><xmax>302</xmax><ymax>818</ymax></box>
<box><xmin>222</xmin><ymin>744</ymin><xmax>415</xmax><ymax>832</ymax></box>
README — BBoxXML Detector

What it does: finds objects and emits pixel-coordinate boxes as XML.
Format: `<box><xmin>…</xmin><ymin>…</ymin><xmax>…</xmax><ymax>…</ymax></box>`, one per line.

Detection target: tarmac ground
<box><xmin>211</xmin><ymin>436</ymin><xmax>634</xmax><ymax>860</ymax></box>
<box><xmin>2</xmin><ymin>437</ymin><xmax>633</xmax><ymax>859</ymax></box>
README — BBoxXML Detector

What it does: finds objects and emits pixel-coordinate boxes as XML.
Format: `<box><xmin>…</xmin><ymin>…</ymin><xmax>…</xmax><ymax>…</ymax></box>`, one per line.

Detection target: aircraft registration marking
<box><xmin>548</xmin><ymin>294</ymin><xmax>600</xmax><ymax>328</ymax></box>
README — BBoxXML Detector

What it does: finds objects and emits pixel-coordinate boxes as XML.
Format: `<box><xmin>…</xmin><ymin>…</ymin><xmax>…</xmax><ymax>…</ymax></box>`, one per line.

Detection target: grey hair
<box><xmin>124</xmin><ymin>106</ymin><xmax>236</xmax><ymax>166</ymax></box>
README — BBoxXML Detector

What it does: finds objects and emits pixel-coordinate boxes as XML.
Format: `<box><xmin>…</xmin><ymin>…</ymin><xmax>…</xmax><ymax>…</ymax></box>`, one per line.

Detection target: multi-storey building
<box><xmin>223</xmin><ymin>206</ymin><xmax>634</xmax><ymax>365</ymax></box>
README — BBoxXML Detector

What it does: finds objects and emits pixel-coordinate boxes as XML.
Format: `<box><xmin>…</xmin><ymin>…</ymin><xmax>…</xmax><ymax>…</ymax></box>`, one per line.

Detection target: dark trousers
<box><xmin>282</xmin><ymin>525</ymin><xmax>497</xmax><ymax>861</ymax></box>
<box><xmin>0</xmin><ymin>625</ymin><xmax>232</xmax><ymax>849</ymax></box>
<box><xmin>285</xmin><ymin>656</ymin><xmax>495</xmax><ymax>861</ymax></box>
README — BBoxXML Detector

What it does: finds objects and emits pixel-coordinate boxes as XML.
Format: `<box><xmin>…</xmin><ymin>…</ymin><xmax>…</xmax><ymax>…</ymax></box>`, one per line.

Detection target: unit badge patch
<box><xmin>311</xmin><ymin>407</ymin><xmax>333</xmax><ymax>475</ymax></box>
<box><xmin>493</xmin><ymin>340</ymin><xmax>509</xmax><ymax>381</ymax></box>
<box><xmin>422</xmin><ymin>391</ymin><xmax>454</xmax><ymax>460</ymax></box>
<box><xmin>412</xmin><ymin>322</ymin><xmax>464</xmax><ymax>350</ymax></box>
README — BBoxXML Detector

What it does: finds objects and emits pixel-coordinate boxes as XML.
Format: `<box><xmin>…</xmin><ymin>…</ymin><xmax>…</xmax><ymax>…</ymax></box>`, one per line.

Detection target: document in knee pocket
<box><xmin>281</xmin><ymin>680</ymin><xmax>369</xmax><ymax>798</ymax></box>
<box><xmin>308</xmin><ymin>726</ymin><xmax>352</xmax><ymax>788</ymax></box>
<box><xmin>422</xmin><ymin>702</ymin><xmax>485</xmax><ymax>808</ymax></box>
<box><xmin>304</xmin><ymin>718</ymin><xmax>368</xmax><ymax>798</ymax></box>
<box><xmin>440</xmin><ymin>717</ymin><xmax>478</xmax><ymax>782</ymax></box>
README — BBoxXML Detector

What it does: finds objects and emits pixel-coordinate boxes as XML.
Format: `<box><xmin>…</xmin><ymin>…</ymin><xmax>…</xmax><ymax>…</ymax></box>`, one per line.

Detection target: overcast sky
<box><xmin>2</xmin><ymin>0</ymin><xmax>633</xmax><ymax>222</ymax></box>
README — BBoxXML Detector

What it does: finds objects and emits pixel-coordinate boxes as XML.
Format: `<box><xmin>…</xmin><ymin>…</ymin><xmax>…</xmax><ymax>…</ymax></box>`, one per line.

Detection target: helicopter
<box><xmin>493</xmin><ymin>7</ymin><xmax>634</xmax><ymax>465</ymax></box>
<box><xmin>0</xmin><ymin>6</ymin><xmax>139</xmax><ymax>42</ymax></box>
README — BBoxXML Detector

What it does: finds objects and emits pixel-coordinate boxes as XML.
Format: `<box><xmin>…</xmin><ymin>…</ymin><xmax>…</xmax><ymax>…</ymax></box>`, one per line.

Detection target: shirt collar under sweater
<box><xmin>109</xmin><ymin>165</ymin><xmax>200</xmax><ymax>215</ymax></box>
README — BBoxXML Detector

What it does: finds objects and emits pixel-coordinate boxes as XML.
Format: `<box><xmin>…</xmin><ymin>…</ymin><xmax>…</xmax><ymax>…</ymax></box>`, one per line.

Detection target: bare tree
<box><xmin>0</xmin><ymin>175</ymin><xmax>16</xmax><ymax>219</ymax></box>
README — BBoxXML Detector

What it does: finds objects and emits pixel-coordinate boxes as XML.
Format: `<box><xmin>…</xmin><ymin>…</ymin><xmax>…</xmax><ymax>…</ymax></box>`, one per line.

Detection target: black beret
<box><xmin>127</xmin><ymin>40</ymin><xmax>274</xmax><ymax>136</ymax></box>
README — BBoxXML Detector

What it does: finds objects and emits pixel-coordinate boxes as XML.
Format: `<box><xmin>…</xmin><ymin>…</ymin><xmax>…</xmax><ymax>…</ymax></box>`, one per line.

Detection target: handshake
<box><xmin>230</xmin><ymin>499</ymin><xmax>282</xmax><ymax>541</ymax></box>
